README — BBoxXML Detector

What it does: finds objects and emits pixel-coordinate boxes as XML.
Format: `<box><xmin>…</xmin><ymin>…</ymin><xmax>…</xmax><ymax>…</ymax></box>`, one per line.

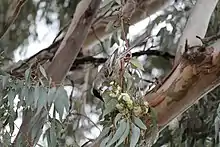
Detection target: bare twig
<box><xmin>0</xmin><ymin>0</ymin><xmax>27</xmax><ymax>40</ymax></box>
<box><xmin>91</xmin><ymin>26</ymin><xmax>105</xmax><ymax>51</ymax></box>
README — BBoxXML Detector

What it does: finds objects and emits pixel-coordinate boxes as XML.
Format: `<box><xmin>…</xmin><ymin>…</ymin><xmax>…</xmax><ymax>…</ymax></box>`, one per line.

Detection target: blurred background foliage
<box><xmin>1</xmin><ymin>0</ymin><xmax>220</xmax><ymax>146</ymax></box>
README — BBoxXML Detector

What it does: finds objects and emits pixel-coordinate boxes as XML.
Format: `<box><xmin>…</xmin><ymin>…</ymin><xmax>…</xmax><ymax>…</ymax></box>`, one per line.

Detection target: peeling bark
<box><xmin>146</xmin><ymin>40</ymin><xmax>220</xmax><ymax>131</ymax></box>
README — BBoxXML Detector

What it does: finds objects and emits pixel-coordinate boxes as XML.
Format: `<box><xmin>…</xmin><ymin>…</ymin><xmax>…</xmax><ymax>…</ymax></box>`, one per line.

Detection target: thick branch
<box><xmin>145</xmin><ymin>39</ymin><xmax>220</xmax><ymax>131</ymax></box>
<box><xmin>46</xmin><ymin>0</ymin><xmax>102</xmax><ymax>84</ymax></box>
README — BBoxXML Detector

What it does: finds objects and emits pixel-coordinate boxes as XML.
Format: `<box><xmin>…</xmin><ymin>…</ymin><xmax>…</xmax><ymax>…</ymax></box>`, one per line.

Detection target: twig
<box><xmin>196</xmin><ymin>33</ymin><xmax>220</xmax><ymax>45</ymax></box>
<box><xmin>0</xmin><ymin>0</ymin><xmax>27</xmax><ymax>40</ymax></box>
<box><xmin>91</xmin><ymin>26</ymin><xmax>105</xmax><ymax>51</ymax></box>
<box><xmin>67</xmin><ymin>112</ymin><xmax>101</xmax><ymax>132</ymax></box>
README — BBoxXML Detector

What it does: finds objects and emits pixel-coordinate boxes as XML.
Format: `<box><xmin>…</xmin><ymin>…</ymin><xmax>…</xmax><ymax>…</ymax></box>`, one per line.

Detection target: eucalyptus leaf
<box><xmin>98</xmin><ymin>127</ymin><xmax>111</xmax><ymax>141</ymax></box>
<box><xmin>133</xmin><ymin>116</ymin><xmax>147</xmax><ymax>130</ymax></box>
<box><xmin>103</xmin><ymin>99</ymin><xmax>118</xmax><ymax>117</ymax></box>
<box><xmin>25</xmin><ymin>68</ymin><xmax>31</xmax><ymax>82</ymax></box>
<box><xmin>2</xmin><ymin>75</ymin><xmax>9</xmax><ymax>89</ymax></box>
<box><xmin>114</xmin><ymin>113</ymin><xmax>122</xmax><ymax>127</ymax></box>
<box><xmin>100</xmin><ymin>134</ymin><xmax>112</xmax><ymax>147</ymax></box>
<box><xmin>35</xmin><ymin>87</ymin><xmax>47</xmax><ymax>116</ymax></box>
<box><xmin>26</xmin><ymin>87</ymin><xmax>34</xmax><ymax>108</ymax></box>
<box><xmin>39</xmin><ymin>65</ymin><xmax>48</xmax><ymax>79</ymax></box>
<box><xmin>8</xmin><ymin>90</ymin><xmax>16</xmax><ymax>109</ymax></box>
<box><xmin>115</xmin><ymin>120</ymin><xmax>130</xmax><ymax>147</ymax></box>
<box><xmin>47</xmin><ymin>87</ymin><xmax>57</xmax><ymax>105</ymax></box>
<box><xmin>34</xmin><ymin>84</ymin><xmax>40</xmax><ymax>108</ymax></box>
<box><xmin>50</xmin><ymin>120</ymin><xmax>57</xmax><ymax>147</ymax></box>
<box><xmin>130</xmin><ymin>123</ymin><xmax>140</xmax><ymax>147</ymax></box>
<box><xmin>106</xmin><ymin>119</ymin><xmax>127</xmax><ymax>147</ymax></box>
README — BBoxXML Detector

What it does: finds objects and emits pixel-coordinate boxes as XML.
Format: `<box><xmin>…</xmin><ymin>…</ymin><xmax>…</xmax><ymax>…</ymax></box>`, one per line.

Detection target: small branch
<box><xmin>0</xmin><ymin>0</ymin><xmax>27</xmax><ymax>40</ymax></box>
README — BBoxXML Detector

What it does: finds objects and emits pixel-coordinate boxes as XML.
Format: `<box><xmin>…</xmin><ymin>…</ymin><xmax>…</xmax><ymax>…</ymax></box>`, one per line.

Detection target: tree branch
<box><xmin>0</xmin><ymin>0</ymin><xmax>27</xmax><ymax>40</ymax></box>
<box><xmin>145</xmin><ymin>38</ymin><xmax>220</xmax><ymax>130</ymax></box>
<box><xmin>174</xmin><ymin>0</ymin><xmax>218</xmax><ymax>65</ymax></box>
<box><xmin>46</xmin><ymin>0</ymin><xmax>102</xmax><ymax>84</ymax></box>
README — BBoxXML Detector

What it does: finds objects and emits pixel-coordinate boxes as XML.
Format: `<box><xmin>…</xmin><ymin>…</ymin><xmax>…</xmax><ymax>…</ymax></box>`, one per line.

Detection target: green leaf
<box><xmin>50</xmin><ymin>120</ymin><xmax>57</xmax><ymax>147</ymax></box>
<box><xmin>25</xmin><ymin>68</ymin><xmax>31</xmax><ymax>82</ymax></box>
<box><xmin>100</xmin><ymin>134</ymin><xmax>112</xmax><ymax>147</ymax></box>
<box><xmin>54</xmin><ymin>99</ymin><xmax>64</xmax><ymax>120</ymax></box>
<box><xmin>54</xmin><ymin>86</ymin><xmax>69</xmax><ymax>120</ymax></box>
<box><xmin>130</xmin><ymin>123</ymin><xmax>140</xmax><ymax>147</ymax></box>
<box><xmin>39</xmin><ymin>65</ymin><xmax>48</xmax><ymax>79</ymax></box>
<box><xmin>115</xmin><ymin>120</ymin><xmax>130</xmax><ymax>147</ymax></box>
<box><xmin>103</xmin><ymin>99</ymin><xmax>118</xmax><ymax>117</ymax></box>
<box><xmin>47</xmin><ymin>87</ymin><xmax>57</xmax><ymax>105</ymax></box>
<box><xmin>114</xmin><ymin>113</ymin><xmax>122</xmax><ymax>127</ymax></box>
<box><xmin>59</xmin><ymin>87</ymin><xmax>69</xmax><ymax>111</ymax></box>
<box><xmin>98</xmin><ymin>127</ymin><xmax>111</xmax><ymax>140</ymax></box>
<box><xmin>34</xmin><ymin>84</ymin><xmax>40</xmax><ymax>108</ymax></box>
<box><xmin>106</xmin><ymin>119</ymin><xmax>127</xmax><ymax>147</ymax></box>
<box><xmin>35</xmin><ymin>87</ymin><xmax>47</xmax><ymax>116</ymax></box>
<box><xmin>17</xmin><ymin>86</ymin><xmax>28</xmax><ymax>108</ymax></box>
<box><xmin>2</xmin><ymin>75</ymin><xmax>9</xmax><ymax>89</ymax></box>
<box><xmin>8</xmin><ymin>90</ymin><xmax>16</xmax><ymax>109</ymax></box>
<box><xmin>26</xmin><ymin>87</ymin><xmax>34</xmax><ymax>108</ymax></box>
<box><xmin>133</xmin><ymin>116</ymin><xmax>147</xmax><ymax>130</ymax></box>
<box><xmin>130</xmin><ymin>58</ymin><xmax>144</xmax><ymax>71</ymax></box>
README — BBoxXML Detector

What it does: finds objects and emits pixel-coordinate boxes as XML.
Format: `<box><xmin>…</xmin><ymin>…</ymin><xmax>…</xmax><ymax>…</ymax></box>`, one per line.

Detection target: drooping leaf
<box><xmin>103</xmin><ymin>99</ymin><xmax>118</xmax><ymax>117</ymax></box>
<box><xmin>50</xmin><ymin>119</ymin><xmax>57</xmax><ymax>147</ymax></box>
<box><xmin>25</xmin><ymin>67</ymin><xmax>32</xmax><ymax>82</ymax></box>
<box><xmin>100</xmin><ymin>134</ymin><xmax>112</xmax><ymax>147</ymax></box>
<box><xmin>130</xmin><ymin>123</ymin><xmax>141</xmax><ymax>147</ymax></box>
<box><xmin>115</xmin><ymin>120</ymin><xmax>130</xmax><ymax>147</ymax></box>
<box><xmin>2</xmin><ymin>75</ymin><xmax>9</xmax><ymax>89</ymax></box>
<box><xmin>39</xmin><ymin>65</ymin><xmax>48</xmax><ymax>79</ymax></box>
<box><xmin>8</xmin><ymin>90</ymin><xmax>16</xmax><ymax>109</ymax></box>
<box><xmin>47</xmin><ymin>87</ymin><xmax>57</xmax><ymax>105</ymax></box>
<box><xmin>54</xmin><ymin>86</ymin><xmax>69</xmax><ymax>120</ymax></box>
<box><xmin>26</xmin><ymin>87</ymin><xmax>34</xmax><ymax>108</ymax></box>
<box><xmin>133</xmin><ymin>116</ymin><xmax>147</xmax><ymax>130</ymax></box>
<box><xmin>98</xmin><ymin>126</ymin><xmax>111</xmax><ymax>141</ymax></box>
<box><xmin>114</xmin><ymin>113</ymin><xmax>122</xmax><ymax>127</ymax></box>
<box><xmin>35</xmin><ymin>87</ymin><xmax>47</xmax><ymax>116</ymax></box>
<box><xmin>34</xmin><ymin>84</ymin><xmax>40</xmax><ymax>108</ymax></box>
<box><xmin>106</xmin><ymin>119</ymin><xmax>127</xmax><ymax>147</ymax></box>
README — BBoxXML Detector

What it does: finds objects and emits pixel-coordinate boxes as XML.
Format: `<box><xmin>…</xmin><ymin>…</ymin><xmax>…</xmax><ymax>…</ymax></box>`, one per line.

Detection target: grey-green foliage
<box><xmin>0</xmin><ymin>67</ymin><xmax>71</xmax><ymax>146</ymax></box>
<box><xmin>1</xmin><ymin>0</ymin><xmax>220</xmax><ymax>146</ymax></box>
